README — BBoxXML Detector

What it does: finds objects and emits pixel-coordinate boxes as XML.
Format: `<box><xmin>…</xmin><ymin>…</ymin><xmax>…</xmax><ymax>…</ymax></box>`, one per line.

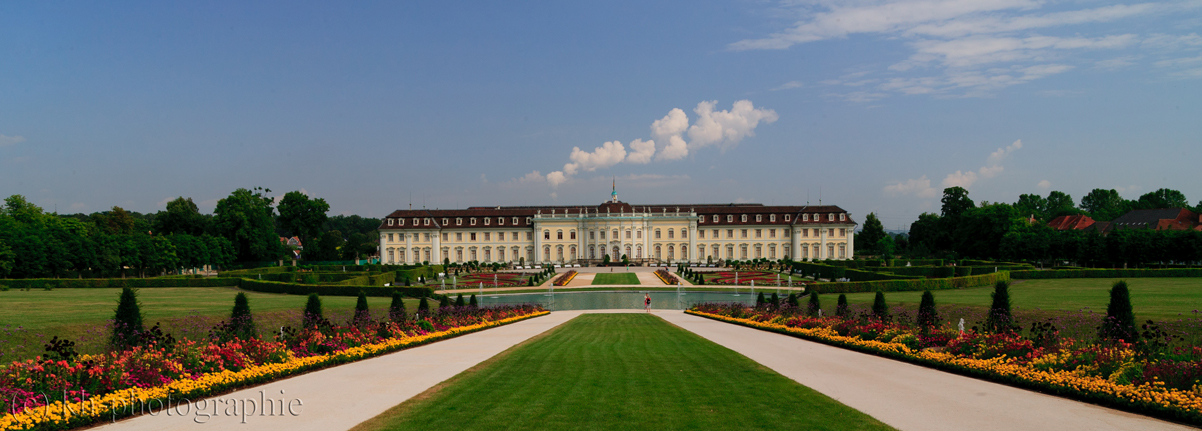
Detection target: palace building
<box><xmin>377</xmin><ymin>185</ymin><xmax>856</xmax><ymax>265</ymax></box>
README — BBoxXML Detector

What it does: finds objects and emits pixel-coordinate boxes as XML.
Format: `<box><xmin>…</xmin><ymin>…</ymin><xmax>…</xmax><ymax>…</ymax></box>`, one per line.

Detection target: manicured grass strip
<box><xmin>352</xmin><ymin>314</ymin><xmax>893</xmax><ymax>431</ymax></box>
<box><xmin>817</xmin><ymin>277</ymin><xmax>1202</xmax><ymax>321</ymax></box>
<box><xmin>591</xmin><ymin>272</ymin><xmax>641</xmax><ymax>285</ymax></box>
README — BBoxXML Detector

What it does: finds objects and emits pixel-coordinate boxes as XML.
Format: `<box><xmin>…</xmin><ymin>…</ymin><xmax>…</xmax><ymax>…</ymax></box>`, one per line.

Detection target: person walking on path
<box><xmin>644</xmin><ymin>293</ymin><xmax>651</xmax><ymax>313</ymax></box>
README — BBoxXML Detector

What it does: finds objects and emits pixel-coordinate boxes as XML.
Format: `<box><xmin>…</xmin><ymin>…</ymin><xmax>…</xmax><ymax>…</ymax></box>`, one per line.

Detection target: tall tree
<box><xmin>1014</xmin><ymin>194</ymin><xmax>1048</xmax><ymax>221</ymax></box>
<box><xmin>213</xmin><ymin>187</ymin><xmax>283</xmax><ymax>262</ymax></box>
<box><xmin>0</xmin><ymin>239</ymin><xmax>14</xmax><ymax>278</ymax></box>
<box><xmin>276</xmin><ymin>191</ymin><xmax>330</xmax><ymax>254</ymax></box>
<box><xmin>96</xmin><ymin>206</ymin><xmax>138</xmax><ymax>235</ymax></box>
<box><xmin>940</xmin><ymin>187</ymin><xmax>975</xmax><ymax>220</ymax></box>
<box><xmin>1080</xmin><ymin>188</ymin><xmax>1131</xmax><ymax>221</ymax></box>
<box><xmin>1045</xmin><ymin>191</ymin><xmax>1078</xmax><ymax>219</ymax></box>
<box><xmin>1136</xmin><ymin>188</ymin><xmax>1189</xmax><ymax>210</ymax></box>
<box><xmin>856</xmin><ymin>213</ymin><xmax>886</xmax><ymax>254</ymax></box>
<box><xmin>155</xmin><ymin>197</ymin><xmax>209</xmax><ymax>235</ymax></box>
<box><xmin>907</xmin><ymin>212</ymin><xmax>943</xmax><ymax>253</ymax></box>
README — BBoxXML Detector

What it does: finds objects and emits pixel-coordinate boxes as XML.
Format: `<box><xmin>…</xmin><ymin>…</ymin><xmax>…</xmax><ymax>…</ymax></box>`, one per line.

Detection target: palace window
<box><xmin>727</xmin><ymin>215</ymin><xmax>733</xmax><ymax>223</ymax></box>
<box><xmin>655</xmin><ymin>245</ymin><xmax>661</xmax><ymax>259</ymax></box>
<box><xmin>755</xmin><ymin>229</ymin><xmax>761</xmax><ymax>238</ymax></box>
<box><xmin>456</xmin><ymin>218</ymin><xmax>463</xmax><ymax>225</ymax></box>
<box><xmin>785</xmin><ymin>215</ymin><xmax>791</xmax><ymax>222</ymax></box>
<box><xmin>557</xmin><ymin>246</ymin><xmax>563</xmax><ymax>261</ymax></box>
<box><xmin>769</xmin><ymin>229</ymin><xmax>776</xmax><ymax>238</ymax></box>
<box><xmin>637</xmin><ymin>230</ymin><xmax>642</xmax><ymax>239</ymax></box>
<box><xmin>544</xmin><ymin>230</ymin><xmax>550</xmax><ymax>240</ymax></box>
<box><xmin>398</xmin><ymin>219</ymin><xmax>404</xmax><ymax>226</ymax></box>
<box><xmin>655</xmin><ymin>229</ymin><xmax>661</xmax><ymax>239</ymax></box>
<box><xmin>498</xmin><ymin>217</ymin><xmax>504</xmax><ymax>225</ymax></box>
<box><xmin>726</xmin><ymin>245</ymin><xmax>734</xmax><ymax>258</ymax></box>
<box><xmin>590</xmin><ymin>230</ymin><xmax>595</xmax><ymax>240</ymax></box>
<box><xmin>387</xmin><ymin>218</ymin><xmax>394</xmax><ymax>226</ymax></box>
<box><xmin>470</xmin><ymin>233</ymin><xmax>476</xmax><ymax>241</ymax></box>
<box><xmin>625</xmin><ymin>230</ymin><xmax>631</xmax><ymax>239</ymax></box>
<box><xmin>840</xmin><ymin>213</ymin><xmax>846</xmax><ymax>221</ymax></box>
<box><xmin>741</xmin><ymin>229</ymin><xmax>748</xmax><ymax>238</ymax></box>
<box><xmin>712</xmin><ymin>244</ymin><xmax>719</xmax><ymax>258</ymax></box>
<box><xmin>612</xmin><ymin>229</ymin><xmax>618</xmax><ymax>239</ymax></box>
<box><xmin>829</xmin><ymin>244</ymin><xmax>836</xmax><ymax>259</ymax></box>
<box><xmin>388</xmin><ymin>250</ymin><xmax>394</xmax><ymax>263</ymax></box>
<box><xmin>557</xmin><ymin>230</ymin><xmax>563</xmax><ymax>240</ymax></box>
<box><xmin>484</xmin><ymin>232</ymin><xmax>491</xmax><ymax>241</ymax></box>
<box><xmin>470</xmin><ymin>248</ymin><xmax>477</xmax><ymax>261</ymax></box>
<box><xmin>681</xmin><ymin>229</ymin><xmax>687</xmax><ymax>239</ymax></box>
<box><xmin>713</xmin><ymin>215</ymin><xmax>719</xmax><ymax>223</ymax></box>
<box><xmin>424</xmin><ymin>233</ymin><xmax>431</xmax><ymax>241</ymax></box>
<box><xmin>388</xmin><ymin>233</ymin><xmax>394</xmax><ymax>241</ymax></box>
<box><xmin>741</xmin><ymin>215</ymin><xmax>748</xmax><ymax>222</ymax></box>
<box><xmin>756</xmin><ymin>215</ymin><xmax>762</xmax><ymax>222</ymax></box>
<box><xmin>443</xmin><ymin>218</ymin><xmax>449</xmax><ymax>225</ymax></box>
<box><xmin>442</xmin><ymin>232</ymin><xmax>448</xmax><ymax>241</ymax></box>
<box><xmin>769</xmin><ymin>214</ymin><xmax>776</xmax><ymax>222</ymax></box>
<box><xmin>456</xmin><ymin>233</ymin><xmax>463</xmax><ymax>241</ymax></box>
<box><xmin>544</xmin><ymin>246</ymin><xmax>550</xmax><ymax>261</ymax></box>
<box><xmin>754</xmin><ymin>244</ymin><xmax>761</xmax><ymax>259</ymax></box>
<box><xmin>570</xmin><ymin>230</ymin><xmax>576</xmax><ymax>240</ymax></box>
<box><xmin>783</xmin><ymin>229</ymin><xmax>789</xmax><ymax>237</ymax></box>
<box><xmin>740</xmin><ymin>244</ymin><xmax>748</xmax><ymax>259</ymax></box>
<box><xmin>814</xmin><ymin>228</ymin><xmax>819</xmax><ymax>237</ymax></box>
<box><xmin>839</xmin><ymin>228</ymin><xmax>846</xmax><ymax>237</ymax></box>
<box><xmin>726</xmin><ymin>229</ymin><xmax>733</xmax><ymax>238</ymax></box>
<box><xmin>829</xmin><ymin>214</ymin><xmax>835</xmax><ymax>221</ymax></box>
<box><xmin>802</xmin><ymin>214</ymin><xmax>808</xmax><ymax>221</ymax></box>
<box><xmin>498</xmin><ymin>248</ymin><xmax>505</xmax><ymax>261</ymax></box>
<box><xmin>398</xmin><ymin>249</ymin><xmax>406</xmax><ymax>262</ymax></box>
<box><xmin>589</xmin><ymin>245</ymin><xmax>596</xmax><ymax>259</ymax></box>
<box><xmin>413</xmin><ymin>218</ymin><xmax>419</xmax><ymax>225</ymax></box>
<box><xmin>699</xmin><ymin>230</ymin><xmax>705</xmax><ymax>239</ymax></box>
<box><xmin>713</xmin><ymin>229</ymin><xmax>719</xmax><ymax>238</ymax></box>
<box><xmin>470</xmin><ymin>218</ymin><xmax>477</xmax><ymax>225</ymax></box>
<box><xmin>769</xmin><ymin>244</ymin><xmax>776</xmax><ymax>259</ymax></box>
<box><xmin>484</xmin><ymin>248</ymin><xmax>491</xmax><ymax>261</ymax></box>
<box><xmin>513</xmin><ymin>217</ymin><xmax>519</xmax><ymax>225</ymax></box>
<box><xmin>526</xmin><ymin>232</ymin><xmax>532</xmax><ymax>240</ymax></box>
<box><xmin>668</xmin><ymin>245</ymin><xmax>675</xmax><ymax>259</ymax></box>
<box><xmin>600</xmin><ymin>230</ymin><xmax>606</xmax><ymax>240</ymax></box>
<box><xmin>484</xmin><ymin>218</ymin><xmax>490</xmax><ymax>226</ymax></box>
<box><xmin>668</xmin><ymin>229</ymin><xmax>674</xmax><ymax>239</ymax></box>
<box><xmin>839</xmin><ymin>244</ymin><xmax>846</xmax><ymax>259</ymax></box>
<box><xmin>699</xmin><ymin>216</ymin><xmax>706</xmax><ymax>223</ymax></box>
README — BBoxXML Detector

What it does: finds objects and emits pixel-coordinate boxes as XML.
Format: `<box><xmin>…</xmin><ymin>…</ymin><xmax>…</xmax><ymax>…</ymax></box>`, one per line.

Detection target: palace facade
<box><xmin>376</xmin><ymin>189</ymin><xmax>856</xmax><ymax>265</ymax></box>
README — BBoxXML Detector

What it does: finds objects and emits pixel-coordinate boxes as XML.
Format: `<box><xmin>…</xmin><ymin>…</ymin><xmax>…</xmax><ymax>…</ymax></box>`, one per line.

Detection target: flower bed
<box><xmin>707</xmin><ymin>271</ymin><xmax>798</xmax><ymax>286</ymax></box>
<box><xmin>551</xmin><ymin>271</ymin><xmax>577</xmax><ymax>287</ymax></box>
<box><xmin>456</xmin><ymin>273</ymin><xmax>527</xmax><ymax>288</ymax></box>
<box><xmin>0</xmin><ymin>305</ymin><xmax>547</xmax><ymax>431</ymax></box>
<box><xmin>687</xmin><ymin>303</ymin><xmax>1202</xmax><ymax>425</ymax></box>
<box><xmin>654</xmin><ymin>269</ymin><xmax>678</xmax><ymax>285</ymax></box>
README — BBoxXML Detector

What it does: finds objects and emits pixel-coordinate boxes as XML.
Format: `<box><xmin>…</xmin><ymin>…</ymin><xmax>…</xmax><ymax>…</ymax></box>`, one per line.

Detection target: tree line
<box><xmin>0</xmin><ymin>188</ymin><xmax>382</xmax><ymax>279</ymax></box>
<box><xmin>855</xmin><ymin>187</ymin><xmax>1202</xmax><ymax>266</ymax></box>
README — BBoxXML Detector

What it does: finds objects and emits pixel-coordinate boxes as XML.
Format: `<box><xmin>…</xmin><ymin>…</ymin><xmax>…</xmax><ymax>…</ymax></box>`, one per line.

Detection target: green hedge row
<box><xmin>810</xmin><ymin>271</ymin><xmax>1009</xmax><ymax>294</ymax></box>
<box><xmin>1011</xmin><ymin>268</ymin><xmax>1202</xmax><ymax>279</ymax></box>
<box><xmin>238</xmin><ymin>279</ymin><xmax>434</xmax><ymax>298</ymax></box>
<box><xmin>219</xmin><ymin>266</ymin><xmax>292</xmax><ymax>277</ymax></box>
<box><xmin>0</xmin><ymin>278</ymin><xmax>243</xmax><ymax>289</ymax></box>
<box><xmin>790</xmin><ymin>261</ymin><xmax>920</xmax><ymax>282</ymax></box>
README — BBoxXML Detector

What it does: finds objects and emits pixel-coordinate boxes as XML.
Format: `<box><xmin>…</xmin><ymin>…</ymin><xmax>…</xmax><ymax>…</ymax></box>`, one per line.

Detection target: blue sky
<box><xmin>1</xmin><ymin>1</ymin><xmax>1199</xmax><ymax>229</ymax></box>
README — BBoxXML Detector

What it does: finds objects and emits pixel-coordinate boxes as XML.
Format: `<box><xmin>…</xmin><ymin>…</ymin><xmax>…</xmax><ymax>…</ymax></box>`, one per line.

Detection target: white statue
<box><xmin>818</xmin><ymin>309</ymin><xmax>823</xmax><ymax>317</ymax></box>
<box><xmin>958</xmin><ymin>318</ymin><xmax>965</xmax><ymax>334</ymax></box>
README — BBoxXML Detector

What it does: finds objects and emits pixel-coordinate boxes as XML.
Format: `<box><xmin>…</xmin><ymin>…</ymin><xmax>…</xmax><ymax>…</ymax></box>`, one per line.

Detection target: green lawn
<box><xmin>352</xmin><ymin>314</ymin><xmax>892</xmax><ymax>431</ymax></box>
<box><xmin>0</xmin><ymin>287</ymin><xmax>431</xmax><ymax>362</ymax></box>
<box><xmin>816</xmin><ymin>277</ymin><xmax>1202</xmax><ymax>321</ymax></box>
<box><xmin>591</xmin><ymin>272</ymin><xmax>641</xmax><ymax>285</ymax></box>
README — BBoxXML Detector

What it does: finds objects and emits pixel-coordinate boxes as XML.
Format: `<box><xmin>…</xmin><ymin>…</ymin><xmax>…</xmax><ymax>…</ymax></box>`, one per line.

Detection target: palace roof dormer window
<box><xmin>756</xmin><ymin>215</ymin><xmax>762</xmax><ymax>222</ymax></box>
<box><xmin>526</xmin><ymin>217</ymin><xmax>532</xmax><ymax>224</ymax></box>
<box><xmin>413</xmin><ymin>218</ymin><xmax>419</xmax><ymax>225</ymax></box>
<box><xmin>802</xmin><ymin>214</ymin><xmax>808</xmax><ymax>221</ymax></box>
<box><xmin>470</xmin><ymin>218</ymin><xmax>477</xmax><ymax>225</ymax></box>
<box><xmin>828</xmin><ymin>213</ymin><xmax>835</xmax><ymax>221</ymax></box>
<box><xmin>456</xmin><ymin>218</ymin><xmax>463</xmax><ymax>226</ymax></box>
<box><xmin>398</xmin><ymin>218</ymin><xmax>405</xmax><ymax>226</ymax></box>
<box><xmin>484</xmin><ymin>218</ymin><xmax>490</xmax><ymax>225</ymax></box>
<box><xmin>785</xmin><ymin>214</ymin><xmax>790</xmax><ymax>222</ymax></box>
<box><xmin>741</xmin><ymin>215</ymin><xmax>747</xmax><ymax>222</ymax></box>
<box><xmin>512</xmin><ymin>217</ymin><xmax>519</xmax><ymax>225</ymax></box>
<box><xmin>840</xmin><ymin>213</ymin><xmax>846</xmax><ymax>221</ymax></box>
<box><xmin>424</xmin><ymin>218</ymin><xmax>431</xmax><ymax>226</ymax></box>
<box><xmin>726</xmin><ymin>215</ymin><xmax>733</xmax><ymax>223</ymax></box>
<box><xmin>770</xmin><ymin>214</ymin><xmax>776</xmax><ymax>222</ymax></box>
<box><xmin>498</xmin><ymin>217</ymin><xmax>504</xmax><ymax>225</ymax></box>
<box><xmin>713</xmin><ymin>215</ymin><xmax>719</xmax><ymax>223</ymax></box>
<box><xmin>388</xmin><ymin>218</ymin><xmax>394</xmax><ymax>226</ymax></box>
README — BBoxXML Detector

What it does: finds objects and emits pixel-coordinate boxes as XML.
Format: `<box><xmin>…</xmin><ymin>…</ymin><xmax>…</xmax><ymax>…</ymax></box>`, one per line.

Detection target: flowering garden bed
<box><xmin>0</xmin><ymin>305</ymin><xmax>547</xmax><ymax>431</ymax></box>
<box><xmin>551</xmin><ymin>271</ymin><xmax>577</xmax><ymax>287</ymax></box>
<box><xmin>455</xmin><ymin>273</ymin><xmax>528</xmax><ymax>288</ymax></box>
<box><xmin>707</xmin><ymin>271</ymin><xmax>803</xmax><ymax>286</ymax></box>
<box><xmin>654</xmin><ymin>269</ymin><xmax>678</xmax><ymax>285</ymax></box>
<box><xmin>687</xmin><ymin>303</ymin><xmax>1202</xmax><ymax>426</ymax></box>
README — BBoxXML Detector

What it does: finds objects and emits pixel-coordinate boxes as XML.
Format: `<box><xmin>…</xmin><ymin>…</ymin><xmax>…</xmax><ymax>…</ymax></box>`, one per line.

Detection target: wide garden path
<box><xmin>658</xmin><ymin>311</ymin><xmax>1191</xmax><ymax>431</ymax></box>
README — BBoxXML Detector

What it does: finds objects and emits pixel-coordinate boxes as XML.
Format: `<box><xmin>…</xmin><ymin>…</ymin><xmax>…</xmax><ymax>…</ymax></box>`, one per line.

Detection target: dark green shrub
<box><xmin>807</xmin><ymin>292</ymin><xmax>820</xmax><ymax>316</ymax></box>
<box><xmin>230</xmin><ymin>292</ymin><xmax>256</xmax><ymax>340</ymax></box>
<box><xmin>389</xmin><ymin>291</ymin><xmax>407</xmax><ymax>323</ymax></box>
<box><xmin>756</xmin><ymin>292</ymin><xmax>766</xmax><ymax>306</ymax></box>
<box><xmin>455</xmin><ymin>294</ymin><xmax>465</xmax><ymax>307</ymax></box>
<box><xmin>111</xmin><ymin>287</ymin><xmax>144</xmax><ymax>350</ymax></box>
<box><xmin>786</xmin><ymin>293</ymin><xmax>799</xmax><ymax>307</ymax></box>
<box><xmin>417</xmin><ymin>296</ymin><xmax>430</xmax><ymax>314</ymax></box>
<box><xmin>469</xmin><ymin>294</ymin><xmax>478</xmax><ymax>307</ymax></box>
<box><xmin>769</xmin><ymin>293</ymin><xmax>780</xmax><ymax>308</ymax></box>
<box><xmin>1100</xmin><ymin>280</ymin><xmax>1135</xmax><ymax>342</ymax></box>
<box><xmin>439</xmin><ymin>295</ymin><xmax>450</xmax><ymax>307</ymax></box>
<box><xmin>918</xmin><ymin>290</ymin><xmax>940</xmax><ymax>329</ymax></box>
<box><xmin>836</xmin><ymin>294</ymin><xmax>849</xmax><ymax>317</ymax></box>
<box><xmin>303</xmin><ymin>293</ymin><xmax>323</xmax><ymax>327</ymax></box>
<box><xmin>985</xmin><ymin>281</ymin><xmax>1013</xmax><ymax>332</ymax></box>
<box><xmin>937</xmin><ymin>267</ymin><xmax>955</xmax><ymax>278</ymax></box>
<box><xmin>871</xmin><ymin>291</ymin><xmax>889</xmax><ymax>320</ymax></box>
<box><xmin>955</xmin><ymin>267</ymin><xmax>973</xmax><ymax>277</ymax></box>
<box><xmin>354</xmin><ymin>291</ymin><xmax>370</xmax><ymax>323</ymax></box>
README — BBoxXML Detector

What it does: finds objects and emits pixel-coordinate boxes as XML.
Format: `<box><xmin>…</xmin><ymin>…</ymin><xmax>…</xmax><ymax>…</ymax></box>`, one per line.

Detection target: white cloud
<box><xmin>1037</xmin><ymin>180</ymin><xmax>1052</xmax><ymax>189</ymax></box>
<box><xmin>515</xmin><ymin>171</ymin><xmax>546</xmax><ymax>184</ymax></box>
<box><xmin>942</xmin><ymin>170</ymin><xmax>979</xmax><ymax>188</ymax></box>
<box><xmin>771</xmin><ymin>81</ymin><xmax>804</xmax><ymax>91</ymax></box>
<box><xmin>686</xmin><ymin>100</ymin><xmax>779</xmax><ymax>150</ymax></box>
<box><xmin>0</xmin><ymin>134</ymin><xmax>26</xmax><ymax>147</ymax></box>
<box><xmin>978</xmin><ymin>165</ymin><xmax>1004</xmax><ymax>179</ymax></box>
<box><xmin>626</xmin><ymin>139</ymin><xmax>656</xmax><ymax>164</ymax></box>
<box><xmin>539</xmin><ymin>100</ymin><xmax>776</xmax><ymax>187</ymax></box>
<box><xmin>884</xmin><ymin>176</ymin><xmax>940</xmax><ymax>199</ymax></box>
<box><xmin>987</xmin><ymin>139</ymin><xmax>1022</xmax><ymax>165</ymax></box>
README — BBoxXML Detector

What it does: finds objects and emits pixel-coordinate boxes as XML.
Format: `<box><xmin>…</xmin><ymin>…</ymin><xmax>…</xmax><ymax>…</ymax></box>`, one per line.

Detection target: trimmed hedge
<box><xmin>239</xmin><ymin>279</ymin><xmax>434</xmax><ymax>298</ymax></box>
<box><xmin>219</xmin><ymin>266</ymin><xmax>292</xmax><ymax>277</ymax></box>
<box><xmin>810</xmin><ymin>271</ymin><xmax>1009</xmax><ymax>294</ymax></box>
<box><xmin>1011</xmin><ymin>268</ymin><xmax>1202</xmax><ymax>279</ymax></box>
<box><xmin>0</xmin><ymin>278</ymin><xmax>243</xmax><ymax>289</ymax></box>
<box><xmin>886</xmin><ymin>259</ymin><xmax>944</xmax><ymax>267</ymax></box>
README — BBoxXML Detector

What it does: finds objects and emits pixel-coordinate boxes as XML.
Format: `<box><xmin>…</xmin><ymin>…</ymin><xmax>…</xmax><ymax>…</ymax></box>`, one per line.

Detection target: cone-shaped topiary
<box><xmin>469</xmin><ymin>294</ymin><xmax>478</xmax><ymax>307</ymax></box>
<box><xmin>1100</xmin><ymin>280</ymin><xmax>1135</xmax><ymax>342</ymax></box>
<box><xmin>756</xmin><ymin>292</ymin><xmax>766</xmax><ymax>306</ymax></box>
<box><xmin>112</xmin><ymin>287</ymin><xmax>144</xmax><ymax>350</ymax></box>
<box><xmin>917</xmin><ymin>290</ymin><xmax>940</xmax><ymax>329</ymax></box>
<box><xmin>230</xmin><ymin>292</ymin><xmax>256</xmax><ymax>340</ymax></box>
<box><xmin>439</xmin><ymin>295</ymin><xmax>450</xmax><ymax>308</ymax></box>
<box><xmin>303</xmin><ymin>293</ymin><xmax>323</xmax><ymax>327</ymax></box>
<box><xmin>871</xmin><ymin>291</ymin><xmax>889</xmax><ymax>320</ymax></box>
<box><xmin>986</xmin><ymin>280</ymin><xmax>1012</xmax><ymax>332</ymax></box>
<box><xmin>354</xmin><ymin>291</ymin><xmax>371</xmax><ymax>324</ymax></box>
<box><xmin>770</xmin><ymin>292</ymin><xmax>780</xmax><ymax>308</ymax></box>
<box><xmin>786</xmin><ymin>293</ymin><xmax>799</xmax><ymax>307</ymax></box>
<box><xmin>455</xmin><ymin>294</ymin><xmax>465</xmax><ymax>307</ymax></box>
<box><xmin>836</xmin><ymin>294</ymin><xmax>849</xmax><ymax>317</ymax></box>
<box><xmin>807</xmin><ymin>291</ymin><xmax>821</xmax><ymax>316</ymax></box>
<box><xmin>417</xmin><ymin>296</ymin><xmax>430</xmax><ymax>315</ymax></box>
<box><xmin>389</xmin><ymin>291</ymin><xmax>407</xmax><ymax>323</ymax></box>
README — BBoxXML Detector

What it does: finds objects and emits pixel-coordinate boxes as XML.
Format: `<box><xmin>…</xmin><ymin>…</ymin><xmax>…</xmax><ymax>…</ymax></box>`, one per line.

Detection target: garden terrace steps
<box><xmin>660</xmin><ymin>311</ymin><xmax>1190</xmax><ymax>431</ymax></box>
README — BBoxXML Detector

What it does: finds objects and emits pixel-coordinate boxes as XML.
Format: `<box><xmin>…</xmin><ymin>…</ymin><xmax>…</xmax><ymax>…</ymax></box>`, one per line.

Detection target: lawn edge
<box><xmin>685</xmin><ymin>309</ymin><xmax>1201</xmax><ymax>428</ymax></box>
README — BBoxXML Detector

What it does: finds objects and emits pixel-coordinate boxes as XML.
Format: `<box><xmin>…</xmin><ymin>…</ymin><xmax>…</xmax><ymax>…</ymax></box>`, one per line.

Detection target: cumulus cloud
<box><xmin>538</xmin><ymin>100</ymin><xmax>777</xmax><ymax>188</ymax></box>
<box><xmin>0</xmin><ymin>134</ymin><xmax>26</xmax><ymax>147</ymax></box>
<box><xmin>1037</xmin><ymin>180</ymin><xmax>1052</xmax><ymax>189</ymax></box>
<box><xmin>885</xmin><ymin>139</ymin><xmax>1023</xmax><ymax>198</ymax></box>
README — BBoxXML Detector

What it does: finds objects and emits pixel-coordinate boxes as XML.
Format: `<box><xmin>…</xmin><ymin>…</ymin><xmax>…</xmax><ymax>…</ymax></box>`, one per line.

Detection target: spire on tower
<box><xmin>611</xmin><ymin>177</ymin><xmax>618</xmax><ymax>203</ymax></box>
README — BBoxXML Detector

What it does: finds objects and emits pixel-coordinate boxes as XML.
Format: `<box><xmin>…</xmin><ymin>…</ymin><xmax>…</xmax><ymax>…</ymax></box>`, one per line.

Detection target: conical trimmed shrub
<box><xmin>786</xmin><ymin>293</ymin><xmax>799</xmax><ymax>307</ymax></box>
<box><xmin>469</xmin><ymin>294</ymin><xmax>478</xmax><ymax>307</ymax></box>
<box><xmin>231</xmin><ymin>292</ymin><xmax>256</xmax><ymax>340</ymax></box>
<box><xmin>439</xmin><ymin>295</ymin><xmax>450</xmax><ymax>308</ymax></box>
<box><xmin>770</xmin><ymin>293</ymin><xmax>780</xmax><ymax>308</ymax></box>
<box><xmin>111</xmin><ymin>287</ymin><xmax>144</xmax><ymax>350</ymax></box>
<box><xmin>303</xmin><ymin>293</ymin><xmax>323</xmax><ymax>327</ymax></box>
<box><xmin>918</xmin><ymin>290</ymin><xmax>939</xmax><ymax>329</ymax></box>
<box><xmin>389</xmin><ymin>291</ymin><xmax>407</xmax><ymax>323</ymax></box>
<box><xmin>807</xmin><ymin>292</ymin><xmax>821</xmax><ymax>317</ymax></box>
<box><xmin>986</xmin><ymin>281</ymin><xmax>1012</xmax><ymax>332</ymax></box>
<box><xmin>1100</xmin><ymin>280</ymin><xmax>1135</xmax><ymax>342</ymax></box>
<box><xmin>871</xmin><ymin>291</ymin><xmax>889</xmax><ymax>320</ymax></box>
<box><xmin>756</xmin><ymin>292</ymin><xmax>766</xmax><ymax>306</ymax></box>
<box><xmin>455</xmin><ymin>294</ymin><xmax>465</xmax><ymax>307</ymax></box>
<box><xmin>354</xmin><ymin>291</ymin><xmax>370</xmax><ymax>324</ymax></box>
<box><xmin>417</xmin><ymin>296</ymin><xmax>430</xmax><ymax>315</ymax></box>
